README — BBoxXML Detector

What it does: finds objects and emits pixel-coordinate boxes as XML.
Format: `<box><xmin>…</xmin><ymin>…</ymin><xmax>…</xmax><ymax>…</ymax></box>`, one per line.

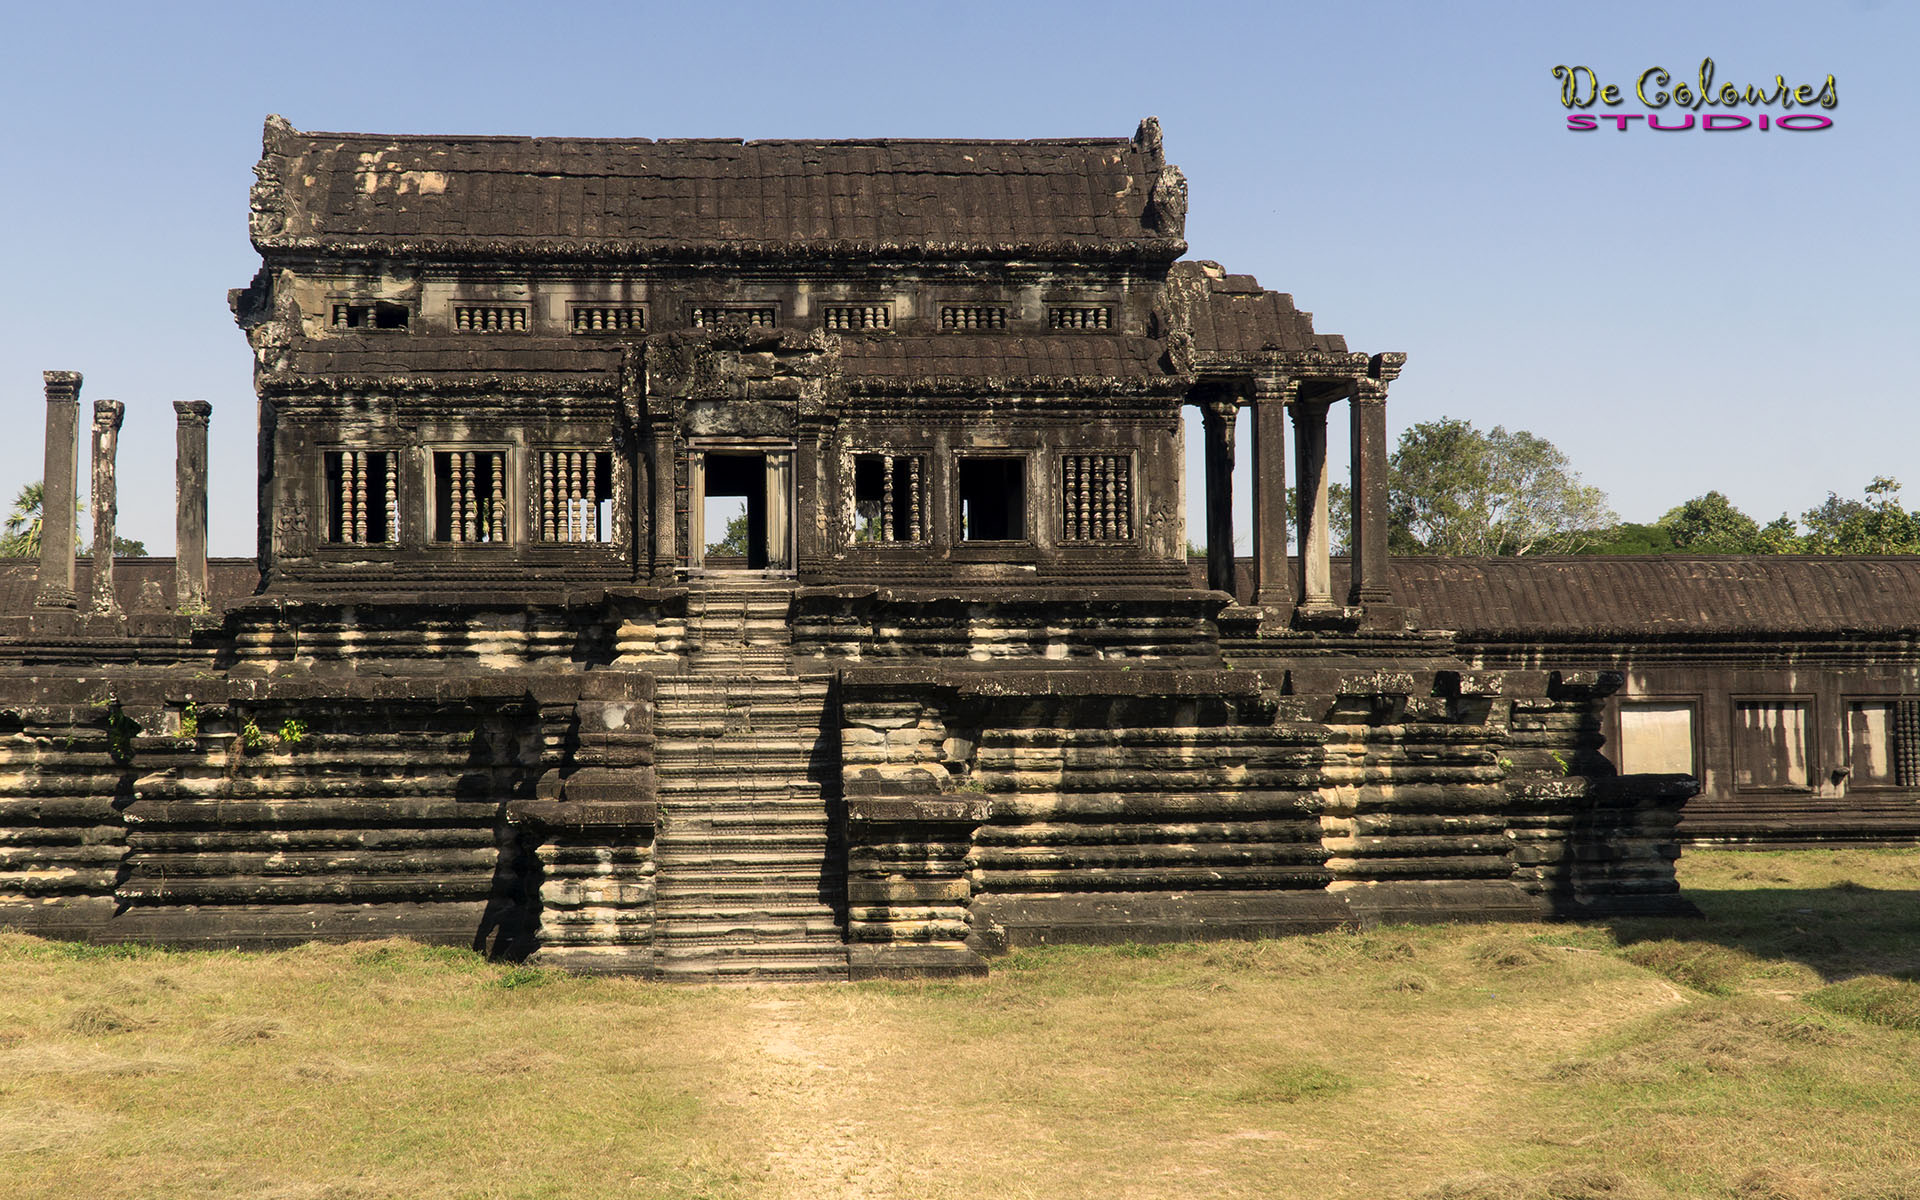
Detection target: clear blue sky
<box><xmin>2</xmin><ymin>1</ymin><xmax>1911</xmax><ymax>557</ymax></box>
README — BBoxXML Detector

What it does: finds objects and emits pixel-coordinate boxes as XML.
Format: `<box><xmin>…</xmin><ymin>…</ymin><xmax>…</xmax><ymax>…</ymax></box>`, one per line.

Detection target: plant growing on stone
<box><xmin>276</xmin><ymin>718</ymin><xmax>308</xmax><ymax>750</ymax></box>
<box><xmin>178</xmin><ymin>702</ymin><xmax>199</xmax><ymax>744</ymax></box>
<box><xmin>239</xmin><ymin>718</ymin><xmax>266</xmax><ymax>754</ymax></box>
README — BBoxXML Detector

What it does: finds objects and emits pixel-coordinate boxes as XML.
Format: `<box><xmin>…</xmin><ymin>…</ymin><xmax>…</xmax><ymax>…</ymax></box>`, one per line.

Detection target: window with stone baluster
<box><xmin>431</xmin><ymin>449</ymin><xmax>510</xmax><ymax>543</ymax></box>
<box><xmin>1058</xmin><ymin>453</ymin><xmax>1134</xmax><ymax>542</ymax></box>
<box><xmin>536</xmin><ymin>450</ymin><xmax>614</xmax><ymax>543</ymax></box>
<box><xmin>323</xmin><ymin>450</ymin><xmax>399</xmax><ymax>545</ymax></box>
<box><xmin>852</xmin><ymin>453</ymin><xmax>926</xmax><ymax>544</ymax></box>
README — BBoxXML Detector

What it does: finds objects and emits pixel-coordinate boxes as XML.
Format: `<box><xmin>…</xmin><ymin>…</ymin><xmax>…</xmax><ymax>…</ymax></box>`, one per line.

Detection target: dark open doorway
<box><xmin>702</xmin><ymin>452</ymin><xmax>768</xmax><ymax>569</ymax></box>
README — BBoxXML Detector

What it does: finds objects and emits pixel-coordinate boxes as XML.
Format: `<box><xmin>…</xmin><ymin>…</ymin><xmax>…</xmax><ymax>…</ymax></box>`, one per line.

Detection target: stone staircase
<box><xmin>651</xmin><ymin>580</ymin><xmax>850</xmax><ymax>982</ymax></box>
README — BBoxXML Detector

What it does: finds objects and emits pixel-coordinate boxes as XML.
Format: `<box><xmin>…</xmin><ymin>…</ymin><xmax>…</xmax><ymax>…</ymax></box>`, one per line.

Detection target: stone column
<box><xmin>1200</xmin><ymin>393</ymin><xmax>1239</xmax><ymax>596</ymax></box>
<box><xmin>1347</xmin><ymin>379</ymin><xmax>1393</xmax><ymax>607</ymax></box>
<box><xmin>35</xmin><ymin>371</ymin><xmax>81</xmax><ymax>609</ymax></box>
<box><xmin>174</xmin><ymin>400</ymin><xmax>213</xmax><ymax>612</ymax></box>
<box><xmin>1292</xmin><ymin>397</ymin><xmax>1334</xmax><ymax>614</ymax></box>
<box><xmin>650</xmin><ymin>422</ymin><xmax>677</xmax><ymax>579</ymax></box>
<box><xmin>1250</xmin><ymin>375</ymin><xmax>1294</xmax><ymax>609</ymax></box>
<box><xmin>89</xmin><ymin>399</ymin><xmax>126</xmax><ymax>616</ymax></box>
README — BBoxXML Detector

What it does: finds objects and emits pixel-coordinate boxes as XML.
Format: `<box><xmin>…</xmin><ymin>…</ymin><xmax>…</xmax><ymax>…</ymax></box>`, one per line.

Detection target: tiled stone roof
<box><xmin>1170</xmin><ymin>261</ymin><xmax>1348</xmax><ymax>356</ymax></box>
<box><xmin>253</xmin><ymin>119</ymin><xmax>1185</xmax><ymax>262</ymax></box>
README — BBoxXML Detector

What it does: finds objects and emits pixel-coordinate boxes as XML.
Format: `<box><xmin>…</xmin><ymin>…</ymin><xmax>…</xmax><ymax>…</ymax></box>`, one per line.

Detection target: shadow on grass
<box><xmin>1604</xmin><ymin>883</ymin><xmax>1920</xmax><ymax>984</ymax></box>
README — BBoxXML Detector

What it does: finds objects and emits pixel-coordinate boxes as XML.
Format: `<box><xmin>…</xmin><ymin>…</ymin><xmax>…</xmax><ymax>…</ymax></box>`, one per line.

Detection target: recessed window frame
<box><xmin>1614</xmin><ymin>696</ymin><xmax>1699</xmax><ymax>778</ymax></box>
<box><xmin>568</xmin><ymin>304</ymin><xmax>647</xmax><ymax>335</ymax></box>
<box><xmin>938</xmin><ymin>303</ymin><xmax>1013</xmax><ymax>332</ymax></box>
<box><xmin>327</xmin><ymin>300</ymin><xmax>411</xmax><ymax>332</ymax></box>
<box><xmin>1047</xmin><ymin>304</ymin><xmax>1114</xmax><ymax>331</ymax></box>
<box><xmin>450</xmin><ymin>303</ymin><xmax>532</xmax><ymax>333</ymax></box>
<box><xmin>955</xmin><ymin>453</ymin><xmax>1030</xmax><ymax>544</ymax></box>
<box><xmin>1730</xmin><ymin>694</ymin><xmax>1816</xmax><ymax>793</ymax></box>
<box><xmin>535</xmin><ymin>448</ymin><xmax>617</xmax><ymax>545</ymax></box>
<box><xmin>690</xmin><ymin>303</ymin><xmax>779</xmax><ymax>330</ymax></box>
<box><xmin>821</xmin><ymin>303</ymin><xmax>893</xmax><ymax>332</ymax></box>
<box><xmin>1057</xmin><ymin>450</ymin><xmax>1137</xmax><ymax>543</ymax></box>
<box><xmin>430</xmin><ymin>445</ymin><xmax>514</xmax><ymax>546</ymax></box>
<box><xmin>850</xmin><ymin>450</ymin><xmax>929</xmax><ymax>546</ymax></box>
<box><xmin>1841</xmin><ymin>696</ymin><xmax>1917</xmax><ymax>790</ymax></box>
<box><xmin>319</xmin><ymin>447</ymin><xmax>401</xmax><ymax>548</ymax></box>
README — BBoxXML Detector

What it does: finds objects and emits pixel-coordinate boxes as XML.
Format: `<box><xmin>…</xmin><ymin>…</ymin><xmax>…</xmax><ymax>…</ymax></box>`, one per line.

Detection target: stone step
<box><xmin>661</xmin><ymin>914</ymin><xmax>844</xmax><ymax>943</ymax></box>
<box><xmin>654</xmin><ymin>958</ymin><xmax>850</xmax><ymax>984</ymax></box>
<box><xmin>654</xmin><ymin>896</ymin><xmax>843</xmax><ymax>920</ymax></box>
<box><xmin>655</xmin><ymin>867</ymin><xmax>841</xmax><ymax>893</ymax></box>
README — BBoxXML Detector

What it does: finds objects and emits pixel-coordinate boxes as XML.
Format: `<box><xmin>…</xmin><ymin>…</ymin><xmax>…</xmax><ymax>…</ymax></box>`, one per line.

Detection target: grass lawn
<box><xmin>4</xmin><ymin>848</ymin><xmax>1919</xmax><ymax>1200</ymax></box>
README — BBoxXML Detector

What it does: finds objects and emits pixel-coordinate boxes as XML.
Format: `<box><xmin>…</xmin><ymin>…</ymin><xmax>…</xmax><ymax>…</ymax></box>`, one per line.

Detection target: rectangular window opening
<box><xmin>1618</xmin><ymin>701</ymin><xmax>1695</xmax><ymax>776</ymax></box>
<box><xmin>433</xmin><ymin>450</ymin><xmax>509</xmax><ymax>543</ymax></box>
<box><xmin>331</xmin><ymin>302</ymin><xmax>409</xmax><ymax>331</ymax></box>
<box><xmin>1048</xmin><ymin>305</ymin><xmax>1112</xmax><ymax>331</ymax></box>
<box><xmin>570</xmin><ymin>305</ymin><xmax>646</xmax><ymax>334</ymax></box>
<box><xmin>538</xmin><ymin>450</ymin><xmax>615</xmax><ymax>543</ymax></box>
<box><xmin>853</xmin><ymin>453</ymin><xmax>925</xmax><ymax>543</ymax></box>
<box><xmin>453</xmin><ymin>305</ymin><xmax>529</xmax><ymax>332</ymax></box>
<box><xmin>940</xmin><ymin>304</ymin><xmax>1008</xmax><ymax>331</ymax></box>
<box><xmin>1732</xmin><ymin>699</ymin><xmax>1812</xmax><ymax>790</ymax></box>
<box><xmin>823</xmin><ymin>304</ymin><xmax>892</xmax><ymax>331</ymax></box>
<box><xmin>691</xmin><ymin>305</ymin><xmax>777</xmax><ymax>330</ymax></box>
<box><xmin>323</xmin><ymin>450</ymin><xmax>398</xmax><ymax>545</ymax></box>
<box><xmin>1059</xmin><ymin>454</ymin><xmax>1133</xmax><ymax>541</ymax></box>
<box><xmin>958</xmin><ymin>457</ymin><xmax>1026</xmax><ymax>541</ymax></box>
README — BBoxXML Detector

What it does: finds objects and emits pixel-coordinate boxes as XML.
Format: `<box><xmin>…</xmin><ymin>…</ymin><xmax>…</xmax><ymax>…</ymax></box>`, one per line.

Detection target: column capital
<box><xmin>1252</xmin><ymin>372</ymin><xmax>1297</xmax><ymax>403</ymax></box>
<box><xmin>92</xmin><ymin>398</ymin><xmax>125</xmax><ymax>432</ymax></box>
<box><xmin>173</xmin><ymin>399</ymin><xmax>213</xmax><ymax>426</ymax></box>
<box><xmin>1353</xmin><ymin>377</ymin><xmax>1390</xmax><ymax>405</ymax></box>
<box><xmin>1201</xmin><ymin>393</ymin><xmax>1240</xmax><ymax>423</ymax></box>
<box><xmin>43</xmin><ymin>371</ymin><xmax>82</xmax><ymax>402</ymax></box>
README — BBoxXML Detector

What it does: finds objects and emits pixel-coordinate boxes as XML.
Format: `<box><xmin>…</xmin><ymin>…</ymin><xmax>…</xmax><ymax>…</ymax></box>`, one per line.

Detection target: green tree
<box><xmin>1661</xmin><ymin>490</ymin><xmax>1764</xmax><ymax>553</ymax></box>
<box><xmin>709</xmin><ymin>511</ymin><xmax>750</xmax><ymax>557</ymax></box>
<box><xmin>1387</xmin><ymin>418</ymin><xmax>1615</xmax><ymax>555</ymax></box>
<box><xmin>0</xmin><ymin>481</ymin><xmax>146</xmax><ymax>557</ymax></box>
<box><xmin>1799</xmin><ymin>476</ymin><xmax>1920</xmax><ymax>554</ymax></box>
<box><xmin>0</xmin><ymin>482</ymin><xmax>45</xmax><ymax>557</ymax></box>
<box><xmin>1579</xmin><ymin>522</ymin><xmax>1677</xmax><ymax>556</ymax></box>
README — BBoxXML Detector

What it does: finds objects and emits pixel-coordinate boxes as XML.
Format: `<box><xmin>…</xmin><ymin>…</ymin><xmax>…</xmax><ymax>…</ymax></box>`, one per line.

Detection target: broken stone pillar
<box><xmin>174</xmin><ymin>400</ymin><xmax>213</xmax><ymax>612</ymax></box>
<box><xmin>1292</xmin><ymin>397</ymin><xmax>1334</xmax><ymax>614</ymax></box>
<box><xmin>1347</xmin><ymin>379</ymin><xmax>1392</xmax><ymax>607</ymax></box>
<box><xmin>35</xmin><ymin>371</ymin><xmax>82</xmax><ymax>609</ymax></box>
<box><xmin>1250</xmin><ymin>375</ymin><xmax>1294</xmax><ymax>609</ymax></box>
<box><xmin>89</xmin><ymin>399</ymin><xmax>126</xmax><ymax>616</ymax></box>
<box><xmin>1201</xmin><ymin>393</ymin><xmax>1238</xmax><ymax>596</ymax></box>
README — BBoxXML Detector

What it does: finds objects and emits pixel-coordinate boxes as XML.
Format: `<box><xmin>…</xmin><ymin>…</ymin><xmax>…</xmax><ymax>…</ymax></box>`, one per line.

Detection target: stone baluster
<box><xmin>908</xmin><ymin>458</ymin><xmax>922</xmax><ymax>542</ymax></box>
<box><xmin>36</xmin><ymin>372</ymin><xmax>82</xmax><ymax>610</ymax></box>
<box><xmin>384</xmin><ymin>453</ymin><xmax>398</xmax><ymax>544</ymax></box>
<box><xmin>882</xmin><ymin>456</ymin><xmax>894</xmax><ymax>542</ymax></box>
<box><xmin>173</xmin><ymin>400</ymin><xmax>211</xmax><ymax>611</ymax></box>
<box><xmin>490</xmin><ymin>452</ymin><xmax>506</xmax><ymax>543</ymax></box>
<box><xmin>88</xmin><ymin>398</ymin><xmax>125</xmax><ymax>617</ymax></box>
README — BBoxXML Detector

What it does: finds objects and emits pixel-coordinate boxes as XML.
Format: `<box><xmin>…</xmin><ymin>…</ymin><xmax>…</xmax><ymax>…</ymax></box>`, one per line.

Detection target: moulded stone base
<box><xmin>968</xmin><ymin>890</ymin><xmax>1354</xmax><ymax>953</ymax></box>
<box><xmin>848</xmin><ymin>942</ymin><xmax>989</xmax><ymax>980</ymax></box>
<box><xmin>1334</xmin><ymin>880</ymin><xmax>1551</xmax><ymax>928</ymax></box>
<box><xmin>0</xmin><ymin>899</ymin><xmax>509</xmax><ymax>951</ymax></box>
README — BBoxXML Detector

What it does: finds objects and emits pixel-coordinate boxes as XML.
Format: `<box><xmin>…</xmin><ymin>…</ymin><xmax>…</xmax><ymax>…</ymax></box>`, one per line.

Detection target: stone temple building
<box><xmin>0</xmin><ymin>117</ymin><xmax>1694</xmax><ymax>980</ymax></box>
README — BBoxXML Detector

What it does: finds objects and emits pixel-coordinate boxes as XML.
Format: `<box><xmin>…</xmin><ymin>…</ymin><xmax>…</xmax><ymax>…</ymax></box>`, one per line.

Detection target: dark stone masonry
<box><xmin>0</xmin><ymin>117</ymin><xmax>1704</xmax><ymax>980</ymax></box>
